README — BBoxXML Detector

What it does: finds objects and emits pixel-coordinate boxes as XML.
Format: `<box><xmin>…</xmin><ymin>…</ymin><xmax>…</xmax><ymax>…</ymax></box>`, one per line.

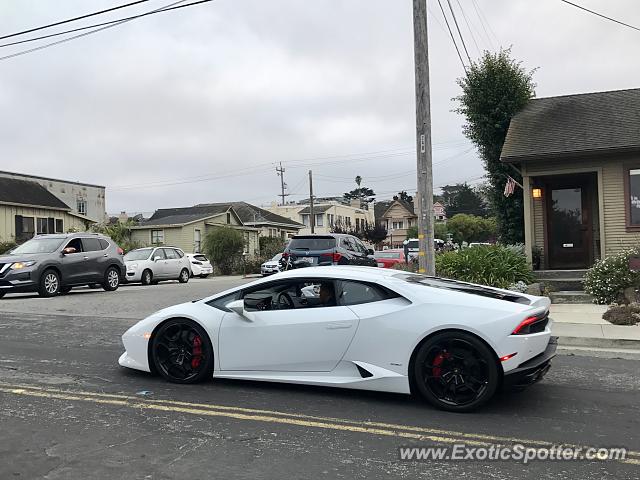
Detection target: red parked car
<box><xmin>373</xmin><ymin>249</ymin><xmax>406</xmax><ymax>268</ymax></box>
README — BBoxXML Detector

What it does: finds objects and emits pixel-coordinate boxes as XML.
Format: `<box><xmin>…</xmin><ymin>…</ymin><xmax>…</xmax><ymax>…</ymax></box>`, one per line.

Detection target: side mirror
<box><xmin>367</xmin><ymin>248</ymin><xmax>374</xmax><ymax>256</ymax></box>
<box><xmin>62</xmin><ymin>247</ymin><xmax>77</xmax><ymax>255</ymax></box>
<box><xmin>226</xmin><ymin>299</ymin><xmax>251</xmax><ymax>320</ymax></box>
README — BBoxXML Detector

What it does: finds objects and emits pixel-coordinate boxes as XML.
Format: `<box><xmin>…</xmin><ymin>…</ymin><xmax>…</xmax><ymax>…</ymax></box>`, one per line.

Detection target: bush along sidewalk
<box><xmin>584</xmin><ymin>247</ymin><xmax>640</xmax><ymax>305</ymax></box>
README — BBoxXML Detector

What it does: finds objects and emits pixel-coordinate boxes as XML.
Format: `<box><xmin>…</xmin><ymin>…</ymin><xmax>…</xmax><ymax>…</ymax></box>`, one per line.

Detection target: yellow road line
<box><xmin>1</xmin><ymin>382</ymin><xmax>638</xmax><ymax>464</ymax></box>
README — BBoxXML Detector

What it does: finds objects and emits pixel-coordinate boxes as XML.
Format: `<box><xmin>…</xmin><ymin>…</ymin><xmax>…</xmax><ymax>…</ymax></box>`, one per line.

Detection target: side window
<box><xmin>337</xmin><ymin>280</ymin><xmax>395</xmax><ymax>306</ymax></box>
<box><xmin>98</xmin><ymin>239</ymin><xmax>109</xmax><ymax>250</ymax></box>
<box><xmin>353</xmin><ymin>238</ymin><xmax>368</xmax><ymax>254</ymax></box>
<box><xmin>64</xmin><ymin>238</ymin><xmax>83</xmax><ymax>252</ymax></box>
<box><xmin>242</xmin><ymin>279</ymin><xmax>337</xmax><ymax>312</ymax></box>
<box><xmin>206</xmin><ymin>291</ymin><xmax>242</xmax><ymax>311</ymax></box>
<box><xmin>164</xmin><ymin>248</ymin><xmax>179</xmax><ymax>260</ymax></box>
<box><xmin>341</xmin><ymin>237</ymin><xmax>354</xmax><ymax>251</ymax></box>
<box><xmin>82</xmin><ymin>238</ymin><xmax>102</xmax><ymax>252</ymax></box>
<box><xmin>152</xmin><ymin>249</ymin><xmax>166</xmax><ymax>261</ymax></box>
<box><xmin>173</xmin><ymin>249</ymin><xmax>184</xmax><ymax>258</ymax></box>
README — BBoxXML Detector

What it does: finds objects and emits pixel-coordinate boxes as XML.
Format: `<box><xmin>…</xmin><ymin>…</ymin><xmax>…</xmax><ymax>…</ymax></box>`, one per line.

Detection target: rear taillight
<box><xmin>320</xmin><ymin>252</ymin><xmax>342</xmax><ymax>263</ymax></box>
<box><xmin>512</xmin><ymin>313</ymin><xmax>548</xmax><ymax>335</ymax></box>
<box><xmin>117</xmin><ymin>247</ymin><xmax>124</xmax><ymax>255</ymax></box>
<box><xmin>332</xmin><ymin>252</ymin><xmax>342</xmax><ymax>262</ymax></box>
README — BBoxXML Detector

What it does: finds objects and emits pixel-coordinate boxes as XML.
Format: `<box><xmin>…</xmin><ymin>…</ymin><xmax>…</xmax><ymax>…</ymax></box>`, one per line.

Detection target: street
<box><xmin>0</xmin><ymin>278</ymin><xmax>638</xmax><ymax>479</ymax></box>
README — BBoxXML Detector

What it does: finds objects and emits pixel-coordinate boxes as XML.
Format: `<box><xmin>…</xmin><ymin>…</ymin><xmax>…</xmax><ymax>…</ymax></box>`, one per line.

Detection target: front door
<box><xmin>545</xmin><ymin>175</ymin><xmax>593</xmax><ymax>269</ymax></box>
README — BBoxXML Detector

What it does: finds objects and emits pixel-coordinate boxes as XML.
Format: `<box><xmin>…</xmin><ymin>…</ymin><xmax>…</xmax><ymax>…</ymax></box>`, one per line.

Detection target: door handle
<box><xmin>326</xmin><ymin>321</ymin><xmax>352</xmax><ymax>330</ymax></box>
<box><xmin>103</xmin><ymin>253</ymin><xmax>108</xmax><ymax>257</ymax></box>
<box><xmin>83</xmin><ymin>256</ymin><xmax>89</xmax><ymax>260</ymax></box>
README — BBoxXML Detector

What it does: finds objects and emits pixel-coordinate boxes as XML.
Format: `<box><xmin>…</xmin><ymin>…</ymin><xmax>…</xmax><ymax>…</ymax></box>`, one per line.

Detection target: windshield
<box><xmin>124</xmin><ymin>248</ymin><xmax>153</xmax><ymax>261</ymax></box>
<box><xmin>406</xmin><ymin>240</ymin><xmax>419</xmax><ymax>250</ymax></box>
<box><xmin>270</xmin><ymin>253</ymin><xmax>282</xmax><ymax>262</ymax></box>
<box><xmin>288</xmin><ymin>237</ymin><xmax>336</xmax><ymax>251</ymax></box>
<box><xmin>193</xmin><ymin>254</ymin><xmax>208</xmax><ymax>262</ymax></box>
<box><xmin>375</xmin><ymin>252</ymin><xmax>401</xmax><ymax>259</ymax></box>
<box><xmin>11</xmin><ymin>237</ymin><xmax>65</xmax><ymax>254</ymax></box>
<box><xmin>395</xmin><ymin>273</ymin><xmax>531</xmax><ymax>304</ymax></box>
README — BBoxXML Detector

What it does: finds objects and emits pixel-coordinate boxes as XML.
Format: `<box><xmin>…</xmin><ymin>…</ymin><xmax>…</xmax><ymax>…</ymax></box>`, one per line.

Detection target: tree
<box><xmin>344</xmin><ymin>176</ymin><xmax>375</xmax><ymax>206</ymax></box>
<box><xmin>362</xmin><ymin>223</ymin><xmax>388</xmax><ymax>246</ymax></box>
<box><xmin>406</xmin><ymin>225</ymin><xmax>418</xmax><ymax>239</ymax></box>
<box><xmin>393</xmin><ymin>191</ymin><xmax>413</xmax><ymax>203</ymax></box>
<box><xmin>446</xmin><ymin>214</ymin><xmax>497</xmax><ymax>245</ymax></box>
<box><xmin>440</xmin><ymin>183</ymin><xmax>488</xmax><ymax>218</ymax></box>
<box><xmin>91</xmin><ymin>220</ymin><xmax>142</xmax><ymax>253</ymax></box>
<box><xmin>204</xmin><ymin>227</ymin><xmax>245</xmax><ymax>275</ymax></box>
<box><xmin>456</xmin><ymin>49</ymin><xmax>536</xmax><ymax>244</ymax></box>
<box><xmin>259</xmin><ymin>236</ymin><xmax>285</xmax><ymax>259</ymax></box>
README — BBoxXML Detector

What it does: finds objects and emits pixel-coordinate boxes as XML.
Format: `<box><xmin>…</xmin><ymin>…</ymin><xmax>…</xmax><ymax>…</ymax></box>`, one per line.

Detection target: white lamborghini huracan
<box><xmin>119</xmin><ymin>266</ymin><xmax>556</xmax><ymax>412</ymax></box>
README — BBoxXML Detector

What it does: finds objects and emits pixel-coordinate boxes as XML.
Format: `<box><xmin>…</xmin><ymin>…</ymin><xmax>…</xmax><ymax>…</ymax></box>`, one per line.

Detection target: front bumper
<box><xmin>261</xmin><ymin>266</ymin><xmax>280</xmax><ymax>275</ymax></box>
<box><xmin>0</xmin><ymin>267</ymin><xmax>39</xmax><ymax>292</ymax></box>
<box><xmin>503</xmin><ymin>336</ymin><xmax>557</xmax><ymax>388</ymax></box>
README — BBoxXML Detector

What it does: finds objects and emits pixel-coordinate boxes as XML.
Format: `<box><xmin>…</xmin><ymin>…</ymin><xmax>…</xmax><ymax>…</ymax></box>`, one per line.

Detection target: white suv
<box><xmin>124</xmin><ymin>247</ymin><xmax>191</xmax><ymax>285</ymax></box>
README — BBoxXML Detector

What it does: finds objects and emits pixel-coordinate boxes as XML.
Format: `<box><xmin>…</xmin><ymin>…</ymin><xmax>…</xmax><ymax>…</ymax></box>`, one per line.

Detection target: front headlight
<box><xmin>10</xmin><ymin>261</ymin><xmax>36</xmax><ymax>270</ymax></box>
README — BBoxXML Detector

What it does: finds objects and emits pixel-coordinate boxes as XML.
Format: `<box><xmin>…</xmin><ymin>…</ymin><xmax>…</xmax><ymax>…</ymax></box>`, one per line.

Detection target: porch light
<box><xmin>532</xmin><ymin>188</ymin><xmax>542</xmax><ymax>199</ymax></box>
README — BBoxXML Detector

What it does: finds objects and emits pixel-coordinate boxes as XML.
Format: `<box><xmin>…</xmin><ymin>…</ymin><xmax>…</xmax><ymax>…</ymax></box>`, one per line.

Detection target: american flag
<box><xmin>503</xmin><ymin>176</ymin><xmax>516</xmax><ymax>197</ymax></box>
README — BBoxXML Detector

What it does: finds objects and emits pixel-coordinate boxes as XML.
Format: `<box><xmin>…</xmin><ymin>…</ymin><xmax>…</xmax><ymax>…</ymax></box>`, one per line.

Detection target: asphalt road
<box><xmin>0</xmin><ymin>278</ymin><xmax>639</xmax><ymax>479</ymax></box>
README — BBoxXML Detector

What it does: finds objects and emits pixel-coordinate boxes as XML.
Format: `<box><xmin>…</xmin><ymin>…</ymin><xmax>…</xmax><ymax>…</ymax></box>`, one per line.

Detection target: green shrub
<box><xmin>584</xmin><ymin>248</ymin><xmax>640</xmax><ymax>305</ymax></box>
<box><xmin>0</xmin><ymin>241</ymin><xmax>17</xmax><ymax>254</ymax></box>
<box><xmin>204</xmin><ymin>227</ymin><xmax>245</xmax><ymax>275</ymax></box>
<box><xmin>446</xmin><ymin>214</ymin><xmax>497</xmax><ymax>244</ymax></box>
<box><xmin>259</xmin><ymin>236</ymin><xmax>285</xmax><ymax>258</ymax></box>
<box><xmin>435</xmin><ymin>244</ymin><xmax>533</xmax><ymax>288</ymax></box>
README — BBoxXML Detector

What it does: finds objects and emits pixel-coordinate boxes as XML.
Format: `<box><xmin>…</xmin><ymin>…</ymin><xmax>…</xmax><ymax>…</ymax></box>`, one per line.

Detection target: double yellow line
<box><xmin>1</xmin><ymin>381</ymin><xmax>638</xmax><ymax>465</ymax></box>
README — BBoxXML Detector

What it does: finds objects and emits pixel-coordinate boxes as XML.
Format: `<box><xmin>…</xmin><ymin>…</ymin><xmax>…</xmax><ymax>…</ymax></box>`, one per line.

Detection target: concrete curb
<box><xmin>557</xmin><ymin>335</ymin><xmax>640</xmax><ymax>349</ymax></box>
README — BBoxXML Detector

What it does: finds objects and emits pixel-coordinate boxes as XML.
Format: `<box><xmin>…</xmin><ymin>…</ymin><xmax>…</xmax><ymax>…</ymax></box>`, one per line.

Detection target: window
<box><xmin>15</xmin><ymin>216</ymin><xmax>35</xmax><ymax>242</ymax></box>
<box><xmin>152</xmin><ymin>248</ymin><xmax>166</xmax><ymax>260</ymax></box>
<box><xmin>174</xmin><ymin>249</ymin><xmax>185</xmax><ymax>258</ymax></box>
<box><xmin>151</xmin><ymin>229</ymin><xmax>164</xmax><ymax>245</ymax></box>
<box><xmin>194</xmin><ymin>229</ymin><xmax>201</xmax><ymax>253</ymax></box>
<box><xmin>301</xmin><ymin>214</ymin><xmax>310</xmax><ymax>226</ymax></box>
<box><xmin>327</xmin><ymin>214</ymin><xmax>335</xmax><ymax>226</ymax></box>
<box><xmin>98</xmin><ymin>239</ymin><xmax>110</xmax><ymax>250</ymax></box>
<box><xmin>355</xmin><ymin>218</ymin><xmax>360</xmax><ymax>230</ymax></box>
<box><xmin>243</xmin><ymin>232</ymin><xmax>250</xmax><ymax>254</ymax></box>
<box><xmin>164</xmin><ymin>248</ymin><xmax>179</xmax><ymax>260</ymax></box>
<box><xmin>77</xmin><ymin>199</ymin><xmax>87</xmax><ymax>216</ymax></box>
<box><xmin>82</xmin><ymin>238</ymin><xmax>102</xmax><ymax>251</ymax></box>
<box><xmin>337</xmin><ymin>280</ymin><xmax>396</xmax><ymax>306</ymax></box>
<box><xmin>392</xmin><ymin>221</ymin><xmax>404</xmax><ymax>230</ymax></box>
<box><xmin>37</xmin><ymin>218</ymin><xmax>50</xmax><ymax>234</ymax></box>
<box><xmin>345</xmin><ymin>216</ymin><xmax>351</xmax><ymax>227</ymax></box>
<box><xmin>55</xmin><ymin>219</ymin><xmax>64</xmax><ymax>233</ymax></box>
<box><xmin>64</xmin><ymin>238</ymin><xmax>83</xmax><ymax>252</ymax></box>
<box><xmin>242</xmin><ymin>279</ymin><xmax>337</xmax><ymax>312</ymax></box>
<box><xmin>627</xmin><ymin>167</ymin><xmax>640</xmax><ymax>228</ymax></box>
<box><xmin>315</xmin><ymin>213</ymin><xmax>324</xmax><ymax>227</ymax></box>
<box><xmin>226</xmin><ymin>212</ymin><xmax>231</xmax><ymax>224</ymax></box>
<box><xmin>289</xmin><ymin>236</ymin><xmax>337</xmax><ymax>251</ymax></box>
<box><xmin>206</xmin><ymin>290</ymin><xmax>242</xmax><ymax>311</ymax></box>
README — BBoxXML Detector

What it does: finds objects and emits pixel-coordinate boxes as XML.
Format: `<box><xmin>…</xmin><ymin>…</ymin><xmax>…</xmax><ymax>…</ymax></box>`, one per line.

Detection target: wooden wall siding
<box><xmin>0</xmin><ymin>205</ymin><xmax>88</xmax><ymax>242</ymax></box>
<box><xmin>532</xmin><ymin>197</ymin><xmax>545</xmax><ymax>266</ymax></box>
<box><xmin>525</xmin><ymin>156</ymin><xmax>639</xmax><ymax>259</ymax></box>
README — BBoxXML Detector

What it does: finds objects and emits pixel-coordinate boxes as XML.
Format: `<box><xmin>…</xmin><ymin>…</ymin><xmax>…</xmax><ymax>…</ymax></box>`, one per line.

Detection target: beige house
<box><xmin>265</xmin><ymin>199</ymin><xmax>374</xmax><ymax>235</ymax></box>
<box><xmin>130</xmin><ymin>202</ymin><xmax>302</xmax><ymax>257</ymax></box>
<box><xmin>374</xmin><ymin>199</ymin><xmax>417</xmax><ymax>248</ymax></box>
<box><xmin>0</xmin><ymin>177</ymin><xmax>94</xmax><ymax>244</ymax></box>
<box><xmin>501</xmin><ymin>88</ymin><xmax>640</xmax><ymax>269</ymax></box>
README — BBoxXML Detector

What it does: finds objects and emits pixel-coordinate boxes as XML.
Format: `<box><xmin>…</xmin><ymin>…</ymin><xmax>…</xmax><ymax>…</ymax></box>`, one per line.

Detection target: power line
<box><xmin>0</xmin><ymin>0</ymin><xmax>217</xmax><ymax>62</ymax></box>
<box><xmin>470</xmin><ymin>0</ymin><xmax>498</xmax><ymax>48</ymax></box>
<box><xmin>560</xmin><ymin>0</ymin><xmax>640</xmax><ymax>32</ymax></box>
<box><xmin>455</xmin><ymin>0</ymin><xmax>481</xmax><ymax>55</ymax></box>
<box><xmin>436</xmin><ymin>0</ymin><xmax>467</xmax><ymax>71</ymax></box>
<box><xmin>446</xmin><ymin>0</ymin><xmax>472</xmax><ymax>64</ymax></box>
<box><xmin>0</xmin><ymin>0</ymin><xmax>151</xmax><ymax>40</ymax></box>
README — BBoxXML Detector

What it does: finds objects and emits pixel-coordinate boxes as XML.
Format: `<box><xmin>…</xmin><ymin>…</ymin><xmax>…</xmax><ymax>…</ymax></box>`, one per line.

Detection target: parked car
<box><xmin>373</xmin><ymin>249</ymin><xmax>406</xmax><ymax>268</ymax></box>
<box><xmin>124</xmin><ymin>247</ymin><xmax>191</xmax><ymax>285</ymax></box>
<box><xmin>0</xmin><ymin>233</ymin><xmax>125</xmax><ymax>298</ymax></box>
<box><xmin>187</xmin><ymin>253</ymin><xmax>213</xmax><ymax>278</ymax></box>
<box><xmin>261</xmin><ymin>253</ymin><xmax>282</xmax><ymax>276</ymax></box>
<box><xmin>281</xmin><ymin>234</ymin><xmax>377</xmax><ymax>269</ymax></box>
<box><xmin>119</xmin><ymin>266</ymin><xmax>556</xmax><ymax>412</ymax></box>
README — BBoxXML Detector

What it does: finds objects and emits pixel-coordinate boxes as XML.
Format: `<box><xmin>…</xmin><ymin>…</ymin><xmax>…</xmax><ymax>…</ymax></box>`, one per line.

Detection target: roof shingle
<box><xmin>0</xmin><ymin>177</ymin><xmax>70</xmax><ymax>210</ymax></box>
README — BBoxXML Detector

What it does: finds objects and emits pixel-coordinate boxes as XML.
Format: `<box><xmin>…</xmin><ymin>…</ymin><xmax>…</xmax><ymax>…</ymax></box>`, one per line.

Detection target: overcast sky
<box><xmin>1</xmin><ymin>0</ymin><xmax>639</xmax><ymax>215</ymax></box>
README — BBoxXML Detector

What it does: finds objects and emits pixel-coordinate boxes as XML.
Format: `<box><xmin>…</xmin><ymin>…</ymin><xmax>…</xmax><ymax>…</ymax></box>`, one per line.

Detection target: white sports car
<box><xmin>119</xmin><ymin>266</ymin><xmax>556</xmax><ymax>412</ymax></box>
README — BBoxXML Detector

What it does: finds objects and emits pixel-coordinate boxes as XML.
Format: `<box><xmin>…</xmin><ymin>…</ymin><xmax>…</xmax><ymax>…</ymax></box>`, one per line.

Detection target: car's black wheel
<box><xmin>150</xmin><ymin>318</ymin><xmax>213</xmax><ymax>384</ymax></box>
<box><xmin>413</xmin><ymin>331</ymin><xmax>499</xmax><ymax>412</ymax></box>
<box><xmin>178</xmin><ymin>268</ymin><xmax>190</xmax><ymax>283</ymax></box>
<box><xmin>102</xmin><ymin>266</ymin><xmax>120</xmax><ymax>291</ymax></box>
<box><xmin>199</xmin><ymin>274</ymin><xmax>209</xmax><ymax>279</ymax></box>
<box><xmin>60</xmin><ymin>286</ymin><xmax>72</xmax><ymax>295</ymax></box>
<box><xmin>38</xmin><ymin>269</ymin><xmax>61</xmax><ymax>297</ymax></box>
<box><xmin>141</xmin><ymin>269</ymin><xmax>153</xmax><ymax>286</ymax></box>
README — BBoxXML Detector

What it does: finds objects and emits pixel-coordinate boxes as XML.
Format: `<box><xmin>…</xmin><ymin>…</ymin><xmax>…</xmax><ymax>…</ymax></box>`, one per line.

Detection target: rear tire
<box><xmin>178</xmin><ymin>268</ymin><xmax>190</xmax><ymax>283</ymax></box>
<box><xmin>150</xmin><ymin>318</ymin><xmax>213</xmax><ymax>384</ymax></box>
<box><xmin>413</xmin><ymin>331</ymin><xmax>499</xmax><ymax>412</ymax></box>
<box><xmin>103</xmin><ymin>266</ymin><xmax>120</xmax><ymax>291</ymax></box>
<box><xmin>38</xmin><ymin>269</ymin><xmax>61</xmax><ymax>297</ymax></box>
<box><xmin>141</xmin><ymin>269</ymin><xmax>153</xmax><ymax>286</ymax></box>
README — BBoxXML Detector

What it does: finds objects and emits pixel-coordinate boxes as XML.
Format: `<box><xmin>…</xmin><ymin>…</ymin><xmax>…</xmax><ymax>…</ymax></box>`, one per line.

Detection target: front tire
<box><xmin>150</xmin><ymin>318</ymin><xmax>213</xmax><ymax>384</ymax></box>
<box><xmin>141</xmin><ymin>269</ymin><xmax>153</xmax><ymax>286</ymax></box>
<box><xmin>178</xmin><ymin>268</ymin><xmax>190</xmax><ymax>283</ymax></box>
<box><xmin>103</xmin><ymin>267</ymin><xmax>121</xmax><ymax>291</ymax></box>
<box><xmin>413</xmin><ymin>331</ymin><xmax>499</xmax><ymax>412</ymax></box>
<box><xmin>38</xmin><ymin>269</ymin><xmax>61</xmax><ymax>297</ymax></box>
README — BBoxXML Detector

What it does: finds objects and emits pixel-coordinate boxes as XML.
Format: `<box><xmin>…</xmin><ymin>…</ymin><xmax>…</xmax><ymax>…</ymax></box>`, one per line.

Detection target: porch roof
<box><xmin>501</xmin><ymin>88</ymin><xmax>640</xmax><ymax>163</ymax></box>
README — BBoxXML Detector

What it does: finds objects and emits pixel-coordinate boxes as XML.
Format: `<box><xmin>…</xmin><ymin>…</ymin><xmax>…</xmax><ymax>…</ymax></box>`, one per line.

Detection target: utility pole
<box><xmin>276</xmin><ymin>162</ymin><xmax>289</xmax><ymax>205</ymax></box>
<box><xmin>309</xmin><ymin>170</ymin><xmax>315</xmax><ymax>234</ymax></box>
<box><xmin>413</xmin><ymin>0</ymin><xmax>435</xmax><ymax>275</ymax></box>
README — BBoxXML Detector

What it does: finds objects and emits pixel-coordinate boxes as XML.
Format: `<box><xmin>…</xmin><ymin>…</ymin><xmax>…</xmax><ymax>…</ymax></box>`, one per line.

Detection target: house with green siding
<box><xmin>500</xmin><ymin>88</ymin><xmax>640</xmax><ymax>270</ymax></box>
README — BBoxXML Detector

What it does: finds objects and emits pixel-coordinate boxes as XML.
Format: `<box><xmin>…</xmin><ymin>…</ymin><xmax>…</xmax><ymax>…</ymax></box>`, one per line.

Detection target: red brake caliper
<box><xmin>432</xmin><ymin>351</ymin><xmax>450</xmax><ymax>378</ymax></box>
<box><xmin>191</xmin><ymin>336</ymin><xmax>202</xmax><ymax>369</ymax></box>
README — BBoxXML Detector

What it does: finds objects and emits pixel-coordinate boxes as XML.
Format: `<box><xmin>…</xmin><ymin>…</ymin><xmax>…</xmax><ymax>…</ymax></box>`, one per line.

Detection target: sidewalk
<box><xmin>550</xmin><ymin>303</ymin><xmax>640</xmax><ymax>356</ymax></box>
